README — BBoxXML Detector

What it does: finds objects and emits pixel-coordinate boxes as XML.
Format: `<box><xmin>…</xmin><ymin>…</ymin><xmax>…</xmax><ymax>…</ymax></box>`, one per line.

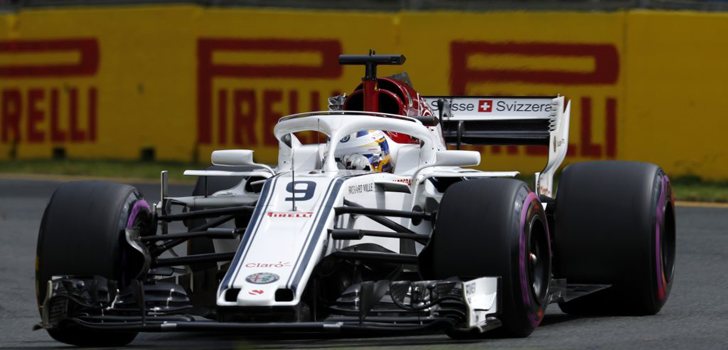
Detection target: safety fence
<box><xmin>3</xmin><ymin>0</ymin><xmax>728</xmax><ymax>12</ymax></box>
<box><xmin>1</xmin><ymin>7</ymin><xmax>727</xmax><ymax>178</ymax></box>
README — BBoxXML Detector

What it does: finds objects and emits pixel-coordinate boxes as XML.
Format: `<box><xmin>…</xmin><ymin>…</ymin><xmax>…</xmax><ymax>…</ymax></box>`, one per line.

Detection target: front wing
<box><xmin>37</xmin><ymin>276</ymin><xmax>501</xmax><ymax>335</ymax></box>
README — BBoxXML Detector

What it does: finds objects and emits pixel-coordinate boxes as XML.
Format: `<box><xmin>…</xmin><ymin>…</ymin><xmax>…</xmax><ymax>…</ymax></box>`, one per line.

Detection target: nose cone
<box><xmin>237</xmin><ymin>272</ymin><xmax>281</xmax><ymax>306</ymax></box>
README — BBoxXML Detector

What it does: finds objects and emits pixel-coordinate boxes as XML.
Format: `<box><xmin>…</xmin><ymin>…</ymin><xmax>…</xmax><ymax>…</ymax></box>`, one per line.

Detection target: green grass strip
<box><xmin>0</xmin><ymin>159</ymin><xmax>199</xmax><ymax>184</ymax></box>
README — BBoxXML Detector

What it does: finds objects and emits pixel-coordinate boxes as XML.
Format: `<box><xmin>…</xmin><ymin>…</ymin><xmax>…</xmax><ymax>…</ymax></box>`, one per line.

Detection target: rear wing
<box><xmin>422</xmin><ymin>96</ymin><xmax>571</xmax><ymax>198</ymax></box>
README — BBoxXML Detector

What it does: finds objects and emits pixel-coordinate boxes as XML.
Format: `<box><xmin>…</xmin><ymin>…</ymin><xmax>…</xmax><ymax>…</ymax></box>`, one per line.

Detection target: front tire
<box><xmin>36</xmin><ymin>181</ymin><xmax>150</xmax><ymax>346</ymax></box>
<box><xmin>422</xmin><ymin>178</ymin><xmax>551</xmax><ymax>337</ymax></box>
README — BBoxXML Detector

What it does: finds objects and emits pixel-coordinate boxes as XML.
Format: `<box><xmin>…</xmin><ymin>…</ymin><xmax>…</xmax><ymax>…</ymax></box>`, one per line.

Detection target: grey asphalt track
<box><xmin>1</xmin><ymin>178</ymin><xmax>727</xmax><ymax>349</ymax></box>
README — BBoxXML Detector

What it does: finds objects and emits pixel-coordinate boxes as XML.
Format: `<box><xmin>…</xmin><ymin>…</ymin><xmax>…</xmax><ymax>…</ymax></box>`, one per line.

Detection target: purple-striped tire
<box><xmin>422</xmin><ymin>178</ymin><xmax>551</xmax><ymax>338</ymax></box>
<box><xmin>554</xmin><ymin>161</ymin><xmax>676</xmax><ymax>315</ymax></box>
<box><xmin>36</xmin><ymin>181</ymin><xmax>150</xmax><ymax>346</ymax></box>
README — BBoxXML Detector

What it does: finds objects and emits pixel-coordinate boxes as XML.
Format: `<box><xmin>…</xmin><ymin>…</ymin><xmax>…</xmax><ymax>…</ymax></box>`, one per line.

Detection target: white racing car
<box><xmin>35</xmin><ymin>53</ymin><xmax>676</xmax><ymax>346</ymax></box>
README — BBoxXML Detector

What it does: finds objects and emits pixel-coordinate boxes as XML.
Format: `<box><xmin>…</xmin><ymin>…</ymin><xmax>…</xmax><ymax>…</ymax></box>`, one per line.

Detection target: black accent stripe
<box><xmin>230</xmin><ymin>176</ymin><xmax>280</xmax><ymax>286</ymax></box>
<box><xmin>289</xmin><ymin>178</ymin><xmax>345</xmax><ymax>292</ymax></box>
<box><xmin>220</xmin><ymin>176</ymin><xmax>278</xmax><ymax>290</ymax></box>
<box><xmin>284</xmin><ymin>178</ymin><xmax>339</xmax><ymax>289</ymax></box>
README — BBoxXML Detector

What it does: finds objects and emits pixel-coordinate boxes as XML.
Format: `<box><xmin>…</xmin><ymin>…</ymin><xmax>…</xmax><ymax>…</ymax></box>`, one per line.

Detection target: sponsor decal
<box><xmin>0</xmin><ymin>39</ymin><xmax>100</xmax><ymax>145</ymax></box>
<box><xmin>245</xmin><ymin>272</ymin><xmax>280</xmax><ymax>284</ymax></box>
<box><xmin>450</xmin><ymin>41</ymin><xmax>619</xmax><ymax>159</ymax></box>
<box><xmin>393</xmin><ymin>178</ymin><xmax>412</xmax><ymax>186</ymax></box>
<box><xmin>248</xmin><ymin>289</ymin><xmax>264</xmax><ymax>295</ymax></box>
<box><xmin>197</xmin><ymin>38</ymin><xmax>343</xmax><ymax>147</ymax></box>
<box><xmin>427</xmin><ymin>98</ymin><xmax>551</xmax><ymax>114</ymax></box>
<box><xmin>347</xmin><ymin>183</ymin><xmax>374</xmax><ymax>195</ymax></box>
<box><xmin>495</xmin><ymin>100</ymin><xmax>551</xmax><ymax>113</ymax></box>
<box><xmin>428</xmin><ymin>100</ymin><xmax>476</xmax><ymax>112</ymax></box>
<box><xmin>478</xmin><ymin>99</ymin><xmax>493</xmax><ymax>112</ymax></box>
<box><xmin>245</xmin><ymin>261</ymin><xmax>292</xmax><ymax>268</ymax></box>
<box><xmin>449</xmin><ymin>41</ymin><xmax>619</xmax><ymax>94</ymax></box>
<box><xmin>267</xmin><ymin>211</ymin><xmax>313</xmax><ymax>218</ymax></box>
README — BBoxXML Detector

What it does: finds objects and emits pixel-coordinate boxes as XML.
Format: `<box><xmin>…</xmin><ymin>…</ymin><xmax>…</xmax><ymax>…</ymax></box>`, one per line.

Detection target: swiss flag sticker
<box><xmin>478</xmin><ymin>100</ymin><xmax>493</xmax><ymax>112</ymax></box>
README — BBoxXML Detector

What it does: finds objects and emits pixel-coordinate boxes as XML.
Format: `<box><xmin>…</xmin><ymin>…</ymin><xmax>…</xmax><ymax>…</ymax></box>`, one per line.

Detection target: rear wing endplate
<box><xmin>422</xmin><ymin>96</ymin><xmax>571</xmax><ymax>198</ymax></box>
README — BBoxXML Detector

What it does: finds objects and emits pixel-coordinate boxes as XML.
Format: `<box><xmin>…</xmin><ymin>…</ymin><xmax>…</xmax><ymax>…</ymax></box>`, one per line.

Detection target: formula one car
<box><xmin>35</xmin><ymin>53</ymin><xmax>676</xmax><ymax>346</ymax></box>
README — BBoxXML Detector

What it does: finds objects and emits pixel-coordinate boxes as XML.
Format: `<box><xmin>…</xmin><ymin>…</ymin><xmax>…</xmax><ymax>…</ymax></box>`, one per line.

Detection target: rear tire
<box><xmin>554</xmin><ymin>161</ymin><xmax>675</xmax><ymax>315</ymax></box>
<box><xmin>422</xmin><ymin>178</ymin><xmax>551</xmax><ymax>338</ymax></box>
<box><xmin>36</xmin><ymin>181</ymin><xmax>150</xmax><ymax>346</ymax></box>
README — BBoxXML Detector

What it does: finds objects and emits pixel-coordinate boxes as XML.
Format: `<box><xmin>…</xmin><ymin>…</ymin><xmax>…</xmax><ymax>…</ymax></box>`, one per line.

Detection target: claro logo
<box><xmin>451</xmin><ymin>41</ymin><xmax>619</xmax><ymax>159</ymax></box>
<box><xmin>196</xmin><ymin>39</ymin><xmax>343</xmax><ymax>147</ymax></box>
<box><xmin>0</xmin><ymin>39</ymin><xmax>99</xmax><ymax>145</ymax></box>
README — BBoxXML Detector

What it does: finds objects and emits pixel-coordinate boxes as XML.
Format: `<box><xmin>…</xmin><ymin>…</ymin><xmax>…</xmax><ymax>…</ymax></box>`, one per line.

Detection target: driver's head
<box><xmin>334</xmin><ymin>130</ymin><xmax>392</xmax><ymax>173</ymax></box>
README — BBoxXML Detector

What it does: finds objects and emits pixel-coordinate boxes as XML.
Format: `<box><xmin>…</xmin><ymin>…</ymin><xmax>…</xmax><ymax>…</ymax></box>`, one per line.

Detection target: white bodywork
<box><xmin>164</xmin><ymin>96</ymin><xmax>570</xmax><ymax>326</ymax></box>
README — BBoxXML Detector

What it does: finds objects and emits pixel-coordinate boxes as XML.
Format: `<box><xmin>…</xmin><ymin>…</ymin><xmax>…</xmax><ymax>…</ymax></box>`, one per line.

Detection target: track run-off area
<box><xmin>1</xmin><ymin>178</ymin><xmax>726</xmax><ymax>349</ymax></box>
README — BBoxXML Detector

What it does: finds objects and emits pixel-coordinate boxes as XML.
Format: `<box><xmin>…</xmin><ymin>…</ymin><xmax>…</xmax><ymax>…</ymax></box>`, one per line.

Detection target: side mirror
<box><xmin>211</xmin><ymin>149</ymin><xmax>254</xmax><ymax>166</ymax></box>
<box><xmin>435</xmin><ymin>150</ymin><xmax>480</xmax><ymax>167</ymax></box>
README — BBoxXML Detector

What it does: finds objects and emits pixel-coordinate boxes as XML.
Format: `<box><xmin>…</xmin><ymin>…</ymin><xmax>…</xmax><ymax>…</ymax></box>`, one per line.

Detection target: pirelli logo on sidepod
<box><xmin>0</xmin><ymin>39</ymin><xmax>99</xmax><ymax>146</ymax></box>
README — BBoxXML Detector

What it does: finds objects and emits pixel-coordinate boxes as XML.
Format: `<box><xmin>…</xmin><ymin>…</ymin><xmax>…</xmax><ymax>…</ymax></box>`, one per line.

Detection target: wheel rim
<box><xmin>655</xmin><ymin>176</ymin><xmax>676</xmax><ymax>302</ymax></box>
<box><xmin>661</xmin><ymin>203</ymin><xmax>676</xmax><ymax>285</ymax></box>
<box><xmin>528</xmin><ymin>216</ymin><xmax>549</xmax><ymax>303</ymax></box>
<box><xmin>120</xmin><ymin>197</ymin><xmax>151</xmax><ymax>285</ymax></box>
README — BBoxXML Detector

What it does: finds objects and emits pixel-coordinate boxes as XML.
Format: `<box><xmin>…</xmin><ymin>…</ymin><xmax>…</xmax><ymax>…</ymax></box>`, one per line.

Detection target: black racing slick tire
<box><xmin>554</xmin><ymin>161</ymin><xmax>676</xmax><ymax>315</ymax></box>
<box><xmin>422</xmin><ymin>178</ymin><xmax>551</xmax><ymax>338</ymax></box>
<box><xmin>36</xmin><ymin>181</ymin><xmax>151</xmax><ymax>347</ymax></box>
